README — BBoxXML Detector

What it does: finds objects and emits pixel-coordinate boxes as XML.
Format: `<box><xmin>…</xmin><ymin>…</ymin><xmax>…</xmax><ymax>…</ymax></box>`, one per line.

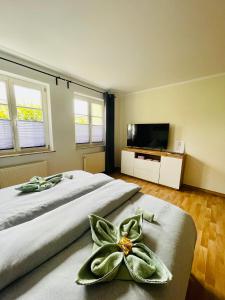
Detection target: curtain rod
<box><xmin>0</xmin><ymin>56</ymin><xmax>104</xmax><ymax>94</ymax></box>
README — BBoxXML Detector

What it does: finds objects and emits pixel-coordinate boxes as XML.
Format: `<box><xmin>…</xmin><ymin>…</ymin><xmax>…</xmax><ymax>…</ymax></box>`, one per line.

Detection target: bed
<box><xmin>0</xmin><ymin>170</ymin><xmax>113</xmax><ymax>230</ymax></box>
<box><xmin>0</xmin><ymin>171</ymin><xmax>196</xmax><ymax>300</ymax></box>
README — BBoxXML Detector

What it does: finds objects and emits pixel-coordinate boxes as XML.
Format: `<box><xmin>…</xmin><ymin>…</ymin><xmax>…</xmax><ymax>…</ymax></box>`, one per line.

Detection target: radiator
<box><xmin>83</xmin><ymin>152</ymin><xmax>105</xmax><ymax>173</ymax></box>
<box><xmin>0</xmin><ymin>161</ymin><xmax>48</xmax><ymax>188</ymax></box>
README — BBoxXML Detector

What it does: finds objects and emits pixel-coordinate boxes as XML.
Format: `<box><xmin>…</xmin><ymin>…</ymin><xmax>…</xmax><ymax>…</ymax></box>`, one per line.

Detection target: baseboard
<box><xmin>112</xmin><ymin>168</ymin><xmax>225</xmax><ymax>198</ymax></box>
<box><xmin>182</xmin><ymin>184</ymin><xmax>225</xmax><ymax>198</ymax></box>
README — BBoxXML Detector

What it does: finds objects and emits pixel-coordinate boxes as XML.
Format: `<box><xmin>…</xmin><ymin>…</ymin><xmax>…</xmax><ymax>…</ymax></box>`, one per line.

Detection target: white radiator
<box><xmin>83</xmin><ymin>152</ymin><xmax>105</xmax><ymax>173</ymax></box>
<box><xmin>0</xmin><ymin>161</ymin><xmax>48</xmax><ymax>188</ymax></box>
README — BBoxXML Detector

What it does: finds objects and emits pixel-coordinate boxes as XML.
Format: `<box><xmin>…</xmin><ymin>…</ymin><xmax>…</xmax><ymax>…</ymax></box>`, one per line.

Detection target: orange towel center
<box><xmin>118</xmin><ymin>236</ymin><xmax>133</xmax><ymax>256</ymax></box>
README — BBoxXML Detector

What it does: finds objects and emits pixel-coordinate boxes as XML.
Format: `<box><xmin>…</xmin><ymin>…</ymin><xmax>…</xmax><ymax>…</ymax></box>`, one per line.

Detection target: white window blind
<box><xmin>74</xmin><ymin>95</ymin><xmax>104</xmax><ymax>144</ymax></box>
<box><xmin>0</xmin><ymin>74</ymin><xmax>50</xmax><ymax>154</ymax></box>
<box><xmin>0</xmin><ymin>80</ymin><xmax>13</xmax><ymax>150</ymax></box>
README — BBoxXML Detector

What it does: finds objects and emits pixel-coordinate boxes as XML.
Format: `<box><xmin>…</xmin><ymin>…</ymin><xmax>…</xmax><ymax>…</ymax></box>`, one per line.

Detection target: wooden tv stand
<box><xmin>121</xmin><ymin>147</ymin><xmax>185</xmax><ymax>189</ymax></box>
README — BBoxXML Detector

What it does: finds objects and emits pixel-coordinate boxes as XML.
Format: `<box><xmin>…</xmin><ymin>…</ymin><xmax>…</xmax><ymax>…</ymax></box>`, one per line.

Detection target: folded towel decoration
<box><xmin>15</xmin><ymin>174</ymin><xmax>63</xmax><ymax>193</ymax></box>
<box><xmin>136</xmin><ymin>207</ymin><xmax>155</xmax><ymax>223</ymax></box>
<box><xmin>76</xmin><ymin>214</ymin><xmax>172</xmax><ymax>285</ymax></box>
<box><xmin>64</xmin><ymin>174</ymin><xmax>74</xmax><ymax>180</ymax></box>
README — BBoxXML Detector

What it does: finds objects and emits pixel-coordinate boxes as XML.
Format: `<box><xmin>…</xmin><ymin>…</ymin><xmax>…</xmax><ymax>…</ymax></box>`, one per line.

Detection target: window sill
<box><xmin>0</xmin><ymin>149</ymin><xmax>55</xmax><ymax>158</ymax></box>
<box><xmin>76</xmin><ymin>143</ymin><xmax>105</xmax><ymax>150</ymax></box>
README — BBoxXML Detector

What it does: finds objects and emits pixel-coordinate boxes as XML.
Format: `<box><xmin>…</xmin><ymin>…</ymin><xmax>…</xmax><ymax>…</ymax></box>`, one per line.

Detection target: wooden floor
<box><xmin>112</xmin><ymin>172</ymin><xmax>225</xmax><ymax>300</ymax></box>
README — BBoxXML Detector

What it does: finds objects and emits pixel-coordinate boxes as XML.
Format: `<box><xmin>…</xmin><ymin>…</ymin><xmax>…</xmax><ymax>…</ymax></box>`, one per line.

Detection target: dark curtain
<box><xmin>104</xmin><ymin>92</ymin><xmax>115</xmax><ymax>174</ymax></box>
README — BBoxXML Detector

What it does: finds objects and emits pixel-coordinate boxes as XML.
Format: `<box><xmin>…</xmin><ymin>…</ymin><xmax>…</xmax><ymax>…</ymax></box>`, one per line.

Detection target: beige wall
<box><xmin>116</xmin><ymin>75</ymin><xmax>225</xmax><ymax>194</ymax></box>
<box><xmin>0</xmin><ymin>52</ymin><xmax>104</xmax><ymax>175</ymax></box>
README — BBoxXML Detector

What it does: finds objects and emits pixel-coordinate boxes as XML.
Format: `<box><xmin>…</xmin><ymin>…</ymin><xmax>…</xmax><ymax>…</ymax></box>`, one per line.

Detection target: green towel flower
<box><xmin>76</xmin><ymin>214</ymin><xmax>172</xmax><ymax>285</ymax></box>
<box><xmin>15</xmin><ymin>174</ymin><xmax>63</xmax><ymax>193</ymax></box>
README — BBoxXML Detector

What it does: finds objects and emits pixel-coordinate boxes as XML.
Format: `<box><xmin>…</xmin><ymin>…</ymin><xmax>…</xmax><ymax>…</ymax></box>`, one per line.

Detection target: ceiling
<box><xmin>0</xmin><ymin>0</ymin><xmax>225</xmax><ymax>92</ymax></box>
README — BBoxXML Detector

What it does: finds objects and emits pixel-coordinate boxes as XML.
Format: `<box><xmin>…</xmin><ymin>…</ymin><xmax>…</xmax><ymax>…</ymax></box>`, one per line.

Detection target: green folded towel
<box><xmin>76</xmin><ymin>214</ymin><xmax>172</xmax><ymax>285</ymax></box>
<box><xmin>16</xmin><ymin>174</ymin><xmax>63</xmax><ymax>193</ymax></box>
<box><xmin>64</xmin><ymin>174</ymin><xmax>74</xmax><ymax>179</ymax></box>
<box><xmin>136</xmin><ymin>207</ymin><xmax>155</xmax><ymax>223</ymax></box>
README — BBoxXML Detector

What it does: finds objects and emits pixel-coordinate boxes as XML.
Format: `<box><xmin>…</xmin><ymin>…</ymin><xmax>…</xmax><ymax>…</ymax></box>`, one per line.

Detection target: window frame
<box><xmin>0</xmin><ymin>72</ymin><xmax>52</xmax><ymax>156</ymax></box>
<box><xmin>74</xmin><ymin>93</ymin><xmax>105</xmax><ymax>147</ymax></box>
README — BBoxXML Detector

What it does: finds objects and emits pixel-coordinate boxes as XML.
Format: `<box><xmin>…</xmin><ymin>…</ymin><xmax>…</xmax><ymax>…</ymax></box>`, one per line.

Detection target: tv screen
<box><xmin>127</xmin><ymin>123</ymin><xmax>169</xmax><ymax>149</ymax></box>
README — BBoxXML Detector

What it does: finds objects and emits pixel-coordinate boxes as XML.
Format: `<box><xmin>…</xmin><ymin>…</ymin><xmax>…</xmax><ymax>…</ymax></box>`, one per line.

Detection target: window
<box><xmin>74</xmin><ymin>94</ymin><xmax>104</xmax><ymax>145</ymax></box>
<box><xmin>0</xmin><ymin>74</ymin><xmax>51</xmax><ymax>154</ymax></box>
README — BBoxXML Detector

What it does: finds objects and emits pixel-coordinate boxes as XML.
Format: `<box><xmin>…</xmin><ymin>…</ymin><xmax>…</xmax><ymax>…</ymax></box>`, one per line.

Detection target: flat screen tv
<box><xmin>127</xmin><ymin>123</ymin><xmax>169</xmax><ymax>150</ymax></box>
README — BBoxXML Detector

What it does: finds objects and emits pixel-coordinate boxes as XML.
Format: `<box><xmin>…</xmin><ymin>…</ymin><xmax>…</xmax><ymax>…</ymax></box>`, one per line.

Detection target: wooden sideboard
<box><xmin>121</xmin><ymin>147</ymin><xmax>185</xmax><ymax>189</ymax></box>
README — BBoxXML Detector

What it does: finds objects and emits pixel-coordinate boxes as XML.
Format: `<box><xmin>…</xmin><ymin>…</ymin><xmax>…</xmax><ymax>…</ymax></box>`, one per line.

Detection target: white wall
<box><xmin>0</xmin><ymin>52</ymin><xmax>104</xmax><ymax>174</ymax></box>
<box><xmin>116</xmin><ymin>75</ymin><xmax>225</xmax><ymax>194</ymax></box>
